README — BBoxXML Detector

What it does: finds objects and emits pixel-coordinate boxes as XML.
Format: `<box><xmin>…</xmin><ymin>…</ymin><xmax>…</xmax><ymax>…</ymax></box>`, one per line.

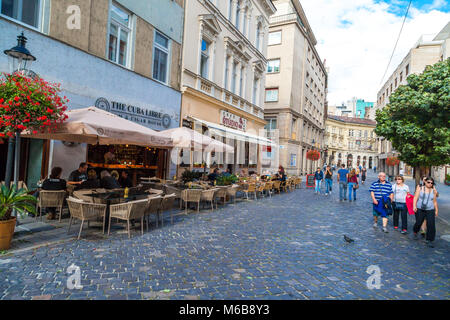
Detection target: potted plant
<box><xmin>216</xmin><ymin>174</ymin><xmax>238</xmax><ymax>186</ymax></box>
<box><xmin>0</xmin><ymin>184</ymin><xmax>37</xmax><ymax>250</ymax></box>
<box><xmin>445</xmin><ymin>174</ymin><xmax>450</xmax><ymax>186</ymax></box>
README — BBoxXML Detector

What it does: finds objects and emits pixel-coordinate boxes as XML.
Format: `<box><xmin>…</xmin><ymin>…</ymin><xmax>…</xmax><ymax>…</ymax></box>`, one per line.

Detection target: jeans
<box><xmin>339</xmin><ymin>182</ymin><xmax>347</xmax><ymax>200</ymax></box>
<box><xmin>315</xmin><ymin>180</ymin><xmax>322</xmax><ymax>193</ymax></box>
<box><xmin>393</xmin><ymin>202</ymin><xmax>407</xmax><ymax>230</ymax></box>
<box><xmin>413</xmin><ymin>209</ymin><xmax>436</xmax><ymax>241</ymax></box>
<box><xmin>348</xmin><ymin>183</ymin><xmax>357</xmax><ymax>200</ymax></box>
<box><xmin>325</xmin><ymin>179</ymin><xmax>333</xmax><ymax>193</ymax></box>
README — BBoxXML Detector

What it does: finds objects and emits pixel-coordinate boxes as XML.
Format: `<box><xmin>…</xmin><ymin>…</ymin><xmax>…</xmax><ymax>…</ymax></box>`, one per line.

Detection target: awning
<box><xmin>189</xmin><ymin>117</ymin><xmax>277</xmax><ymax>147</ymax></box>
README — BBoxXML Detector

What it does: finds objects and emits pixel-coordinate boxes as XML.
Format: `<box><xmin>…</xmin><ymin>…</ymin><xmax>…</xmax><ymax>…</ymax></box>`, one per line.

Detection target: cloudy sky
<box><xmin>300</xmin><ymin>0</ymin><xmax>450</xmax><ymax>105</ymax></box>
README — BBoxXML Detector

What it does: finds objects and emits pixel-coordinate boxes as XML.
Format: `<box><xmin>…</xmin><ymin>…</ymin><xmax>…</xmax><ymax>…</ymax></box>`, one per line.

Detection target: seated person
<box><xmin>100</xmin><ymin>170</ymin><xmax>121</xmax><ymax>190</ymax></box>
<box><xmin>68</xmin><ymin>162</ymin><xmax>88</xmax><ymax>190</ymax></box>
<box><xmin>208</xmin><ymin>168</ymin><xmax>220</xmax><ymax>181</ymax></box>
<box><xmin>41</xmin><ymin>167</ymin><xmax>67</xmax><ymax>220</ymax></box>
<box><xmin>79</xmin><ymin>169</ymin><xmax>100</xmax><ymax>189</ymax></box>
<box><xmin>111</xmin><ymin>170</ymin><xmax>120</xmax><ymax>181</ymax></box>
<box><xmin>222</xmin><ymin>168</ymin><xmax>232</xmax><ymax>177</ymax></box>
<box><xmin>119</xmin><ymin>171</ymin><xmax>133</xmax><ymax>188</ymax></box>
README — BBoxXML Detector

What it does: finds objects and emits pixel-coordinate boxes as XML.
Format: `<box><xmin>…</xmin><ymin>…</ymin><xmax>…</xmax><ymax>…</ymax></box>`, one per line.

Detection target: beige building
<box><xmin>180</xmin><ymin>0</ymin><xmax>276</xmax><ymax>174</ymax></box>
<box><xmin>375</xmin><ymin>22</ymin><xmax>450</xmax><ymax>181</ymax></box>
<box><xmin>263</xmin><ymin>0</ymin><xmax>328</xmax><ymax>175</ymax></box>
<box><xmin>324</xmin><ymin>115</ymin><xmax>378</xmax><ymax>170</ymax></box>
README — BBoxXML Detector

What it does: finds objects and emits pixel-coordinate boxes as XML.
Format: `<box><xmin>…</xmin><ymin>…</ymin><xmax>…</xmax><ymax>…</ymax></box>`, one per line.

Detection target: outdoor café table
<box><xmin>86</xmin><ymin>191</ymin><xmax>157</xmax><ymax>230</ymax></box>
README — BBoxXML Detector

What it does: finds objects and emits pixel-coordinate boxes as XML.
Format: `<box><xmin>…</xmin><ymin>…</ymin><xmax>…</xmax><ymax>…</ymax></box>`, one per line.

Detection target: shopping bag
<box><xmin>406</xmin><ymin>194</ymin><xmax>414</xmax><ymax>215</ymax></box>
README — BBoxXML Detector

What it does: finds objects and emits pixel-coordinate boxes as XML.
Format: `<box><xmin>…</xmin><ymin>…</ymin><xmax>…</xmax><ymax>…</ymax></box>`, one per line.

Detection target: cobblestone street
<box><xmin>1</xmin><ymin>172</ymin><xmax>449</xmax><ymax>300</ymax></box>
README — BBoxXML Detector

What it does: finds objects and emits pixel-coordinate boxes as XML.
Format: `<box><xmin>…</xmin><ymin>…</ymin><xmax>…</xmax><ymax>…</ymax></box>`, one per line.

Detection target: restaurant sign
<box><xmin>220</xmin><ymin>110</ymin><xmax>247</xmax><ymax>132</ymax></box>
<box><xmin>95</xmin><ymin>97</ymin><xmax>172</xmax><ymax>130</ymax></box>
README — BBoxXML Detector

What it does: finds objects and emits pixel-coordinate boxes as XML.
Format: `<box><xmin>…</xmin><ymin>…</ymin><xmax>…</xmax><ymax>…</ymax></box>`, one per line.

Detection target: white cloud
<box><xmin>300</xmin><ymin>0</ymin><xmax>450</xmax><ymax>105</ymax></box>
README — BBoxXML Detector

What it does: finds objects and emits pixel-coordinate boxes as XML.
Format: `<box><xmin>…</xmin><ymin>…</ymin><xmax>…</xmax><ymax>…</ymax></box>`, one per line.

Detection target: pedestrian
<box><xmin>355</xmin><ymin>167</ymin><xmax>360</xmax><ymax>180</ymax></box>
<box><xmin>347</xmin><ymin>169</ymin><xmax>359</xmax><ymax>202</ymax></box>
<box><xmin>314</xmin><ymin>167</ymin><xmax>324</xmax><ymax>194</ymax></box>
<box><xmin>369</xmin><ymin>172</ymin><xmax>394</xmax><ymax>233</ymax></box>
<box><xmin>324</xmin><ymin>165</ymin><xmax>333</xmax><ymax>195</ymax></box>
<box><xmin>413</xmin><ymin>177</ymin><xmax>439</xmax><ymax>247</ymax></box>
<box><xmin>392</xmin><ymin>175</ymin><xmax>410</xmax><ymax>234</ymax></box>
<box><xmin>337</xmin><ymin>164</ymin><xmax>349</xmax><ymax>201</ymax></box>
<box><xmin>416</xmin><ymin>175</ymin><xmax>439</xmax><ymax>238</ymax></box>
<box><xmin>361</xmin><ymin>167</ymin><xmax>367</xmax><ymax>184</ymax></box>
<box><xmin>373</xmin><ymin>166</ymin><xmax>377</xmax><ymax>173</ymax></box>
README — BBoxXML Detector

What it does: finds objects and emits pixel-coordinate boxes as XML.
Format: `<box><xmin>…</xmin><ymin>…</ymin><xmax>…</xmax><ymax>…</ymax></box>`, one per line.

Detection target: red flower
<box><xmin>14</xmin><ymin>96</ymin><xmax>20</xmax><ymax>102</ymax></box>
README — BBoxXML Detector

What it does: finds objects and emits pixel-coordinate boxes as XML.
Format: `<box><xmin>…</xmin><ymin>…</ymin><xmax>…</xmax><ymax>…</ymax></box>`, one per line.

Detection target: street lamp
<box><xmin>3</xmin><ymin>32</ymin><xmax>36</xmax><ymax>216</ymax></box>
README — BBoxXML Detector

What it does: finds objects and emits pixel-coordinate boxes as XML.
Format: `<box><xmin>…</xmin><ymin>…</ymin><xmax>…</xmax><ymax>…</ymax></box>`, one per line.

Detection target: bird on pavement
<box><xmin>344</xmin><ymin>235</ymin><xmax>355</xmax><ymax>243</ymax></box>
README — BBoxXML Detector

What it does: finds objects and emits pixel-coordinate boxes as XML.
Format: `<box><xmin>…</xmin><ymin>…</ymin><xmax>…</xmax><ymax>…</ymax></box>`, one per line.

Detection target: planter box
<box><xmin>0</xmin><ymin>217</ymin><xmax>16</xmax><ymax>250</ymax></box>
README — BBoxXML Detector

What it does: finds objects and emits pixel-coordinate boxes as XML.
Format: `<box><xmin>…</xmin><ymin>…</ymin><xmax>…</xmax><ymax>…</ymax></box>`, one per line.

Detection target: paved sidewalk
<box><xmin>0</xmin><ymin>172</ymin><xmax>449</xmax><ymax>300</ymax></box>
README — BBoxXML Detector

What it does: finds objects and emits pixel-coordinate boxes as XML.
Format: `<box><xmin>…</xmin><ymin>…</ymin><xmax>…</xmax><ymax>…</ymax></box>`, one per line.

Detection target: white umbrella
<box><xmin>163</xmin><ymin>127</ymin><xmax>234</xmax><ymax>153</ymax></box>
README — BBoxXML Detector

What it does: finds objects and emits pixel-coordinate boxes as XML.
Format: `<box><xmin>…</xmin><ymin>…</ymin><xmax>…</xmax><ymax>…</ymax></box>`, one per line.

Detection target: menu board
<box><xmin>306</xmin><ymin>174</ymin><xmax>315</xmax><ymax>188</ymax></box>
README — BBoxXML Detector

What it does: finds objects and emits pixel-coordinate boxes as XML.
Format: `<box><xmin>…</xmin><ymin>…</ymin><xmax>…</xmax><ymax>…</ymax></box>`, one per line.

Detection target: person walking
<box><xmin>361</xmin><ymin>167</ymin><xmax>367</xmax><ymax>185</ymax></box>
<box><xmin>324</xmin><ymin>165</ymin><xmax>333</xmax><ymax>196</ymax></box>
<box><xmin>413</xmin><ymin>177</ymin><xmax>439</xmax><ymax>247</ymax></box>
<box><xmin>392</xmin><ymin>175</ymin><xmax>410</xmax><ymax>234</ymax></box>
<box><xmin>337</xmin><ymin>164</ymin><xmax>349</xmax><ymax>201</ymax></box>
<box><xmin>417</xmin><ymin>175</ymin><xmax>439</xmax><ymax>238</ymax></box>
<box><xmin>369</xmin><ymin>172</ymin><xmax>394</xmax><ymax>233</ymax></box>
<box><xmin>347</xmin><ymin>169</ymin><xmax>359</xmax><ymax>202</ymax></box>
<box><xmin>314</xmin><ymin>167</ymin><xmax>324</xmax><ymax>194</ymax></box>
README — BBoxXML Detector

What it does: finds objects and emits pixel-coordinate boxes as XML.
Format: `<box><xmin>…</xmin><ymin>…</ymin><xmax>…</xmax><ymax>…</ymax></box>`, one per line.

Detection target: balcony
<box><xmin>269</xmin><ymin>13</ymin><xmax>306</xmax><ymax>31</ymax></box>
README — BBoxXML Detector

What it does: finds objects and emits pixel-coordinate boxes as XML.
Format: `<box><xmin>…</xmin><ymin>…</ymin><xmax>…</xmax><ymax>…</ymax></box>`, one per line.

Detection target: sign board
<box><xmin>306</xmin><ymin>174</ymin><xmax>315</xmax><ymax>188</ymax></box>
<box><xmin>220</xmin><ymin>110</ymin><xmax>247</xmax><ymax>132</ymax></box>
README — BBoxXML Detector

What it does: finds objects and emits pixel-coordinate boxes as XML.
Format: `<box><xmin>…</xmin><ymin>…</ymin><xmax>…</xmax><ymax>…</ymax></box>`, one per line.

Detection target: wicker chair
<box><xmin>159</xmin><ymin>193</ymin><xmax>177</xmax><ymax>225</ymax></box>
<box><xmin>164</xmin><ymin>185</ymin><xmax>183</xmax><ymax>209</ymax></box>
<box><xmin>214</xmin><ymin>187</ymin><xmax>228</xmax><ymax>209</ymax></box>
<box><xmin>294</xmin><ymin>177</ymin><xmax>302</xmax><ymax>189</ymax></box>
<box><xmin>145</xmin><ymin>195</ymin><xmax>162</xmax><ymax>229</ymax></box>
<box><xmin>226</xmin><ymin>185</ymin><xmax>240</xmax><ymax>204</ymax></box>
<box><xmin>264</xmin><ymin>181</ymin><xmax>274</xmax><ymax>198</ymax></box>
<box><xmin>181</xmin><ymin>189</ymin><xmax>203</xmax><ymax>214</ymax></box>
<box><xmin>67</xmin><ymin>197</ymin><xmax>107</xmax><ymax>240</ymax></box>
<box><xmin>201</xmin><ymin>188</ymin><xmax>219</xmax><ymax>212</ymax></box>
<box><xmin>109</xmin><ymin>199</ymin><xmax>148</xmax><ymax>238</ymax></box>
<box><xmin>36</xmin><ymin>190</ymin><xmax>67</xmax><ymax>222</ymax></box>
<box><xmin>73</xmin><ymin>190</ymin><xmax>95</xmax><ymax>203</ymax></box>
<box><xmin>242</xmin><ymin>183</ymin><xmax>257</xmax><ymax>200</ymax></box>
<box><xmin>280</xmin><ymin>180</ymin><xmax>289</xmax><ymax>193</ymax></box>
<box><xmin>256</xmin><ymin>183</ymin><xmax>266</xmax><ymax>199</ymax></box>
<box><xmin>272</xmin><ymin>180</ymin><xmax>281</xmax><ymax>194</ymax></box>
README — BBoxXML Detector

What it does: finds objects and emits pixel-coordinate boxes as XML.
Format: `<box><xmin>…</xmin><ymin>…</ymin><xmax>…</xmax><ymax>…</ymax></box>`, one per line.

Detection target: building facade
<box><xmin>324</xmin><ymin>115</ymin><xmax>377</xmax><ymax>170</ymax></box>
<box><xmin>0</xmin><ymin>0</ymin><xmax>184</xmax><ymax>186</ymax></box>
<box><xmin>374</xmin><ymin>23</ymin><xmax>450</xmax><ymax>181</ymax></box>
<box><xmin>263</xmin><ymin>0</ymin><xmax>328</xmax><ymax>175</ymax></box>
<box><xmin>179</xmin><ymin>0</ymin><xmax>276</xmax><ymax>174</ymax></box>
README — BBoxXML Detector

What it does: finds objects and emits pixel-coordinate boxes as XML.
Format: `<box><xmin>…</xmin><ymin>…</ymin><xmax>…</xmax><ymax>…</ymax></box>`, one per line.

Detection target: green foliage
<box><xmin>375</xmin><ymin>58</ymin><xmax>450</xmax><ymax>167</ymax></box>
<box><xmin>181</xmin><ymin>170</ymin><xmax>203</xmax><ymax>183</ymax></box>
<box><xmin>0</xmin><ymin>184</ymin><xmax>37</xmax><ymax>221</ymax></box>
<box><xmin>216</xmin><ymin>174</ymin><xmax>238</xmax><ymax>186</ymax></box>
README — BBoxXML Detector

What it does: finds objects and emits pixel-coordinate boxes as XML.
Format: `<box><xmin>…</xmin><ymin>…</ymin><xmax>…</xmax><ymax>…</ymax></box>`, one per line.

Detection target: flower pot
<box><xmin>0</xmin><ymin>217</ymin><xmax>16</xmax><ymax>250</ymax></box>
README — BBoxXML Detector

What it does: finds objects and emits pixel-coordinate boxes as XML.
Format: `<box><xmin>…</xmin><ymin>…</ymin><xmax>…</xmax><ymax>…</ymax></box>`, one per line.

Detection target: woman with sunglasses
<box><xmin>413</xmin><ymin>177</ymin><xmax>439</xmax><ymax>247</ymax></box>
<box><xmin>417</xmin><ymin>175</ymin><xmax>439</xmax><ymax>237</ymax></box>
<box><xmin>392</xmin><ymin>176</ymin><xmax>410</xmax><ymax>234</ymax></box>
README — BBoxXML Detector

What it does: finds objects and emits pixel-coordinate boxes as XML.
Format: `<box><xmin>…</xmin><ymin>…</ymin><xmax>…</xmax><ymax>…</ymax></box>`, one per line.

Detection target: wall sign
<box><xmin>95</xmin><ymin>97</ymin><xmax>172</xmax><ymax>130</ymax></box>
<box><xmin>220</xmin><ymin>110</ymin><xmax>247</xmax><ymax>132</ymax></box>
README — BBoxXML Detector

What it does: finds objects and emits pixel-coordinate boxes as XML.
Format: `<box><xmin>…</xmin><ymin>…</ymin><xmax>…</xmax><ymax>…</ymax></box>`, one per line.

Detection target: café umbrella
<box><xmin>21</xmin><ymin>106</ymin><xmax>173</xmax><ymax>147</ymax></box>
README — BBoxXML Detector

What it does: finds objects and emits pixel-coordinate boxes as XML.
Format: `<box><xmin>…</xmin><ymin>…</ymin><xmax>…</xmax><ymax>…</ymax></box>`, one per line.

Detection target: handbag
<box><xmin>353</xmin><ymin>184</ymin><xmax>359</xmax><ymax>190</ymax></box>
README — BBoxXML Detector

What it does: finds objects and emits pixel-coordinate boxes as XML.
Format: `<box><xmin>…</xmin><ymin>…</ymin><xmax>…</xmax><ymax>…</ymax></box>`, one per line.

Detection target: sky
<box><xmin>300</xmin><ymin>0</ymin><xmax>450</xmax><ymax>106</ymax></box>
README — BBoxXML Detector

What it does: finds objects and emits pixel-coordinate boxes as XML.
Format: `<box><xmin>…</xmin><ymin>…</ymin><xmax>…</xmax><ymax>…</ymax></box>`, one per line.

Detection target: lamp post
<box><xmin>3</xmin><ymin>32</ymin><xmax>36</xmax><ymax>218</ymax></box>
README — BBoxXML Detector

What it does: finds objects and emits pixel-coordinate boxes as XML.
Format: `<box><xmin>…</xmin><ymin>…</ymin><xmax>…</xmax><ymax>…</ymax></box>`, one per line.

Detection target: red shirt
<box><xmin>348</xmin><ymin>175</ymin><xmax>358</xmax><ymax>183</ymax></box>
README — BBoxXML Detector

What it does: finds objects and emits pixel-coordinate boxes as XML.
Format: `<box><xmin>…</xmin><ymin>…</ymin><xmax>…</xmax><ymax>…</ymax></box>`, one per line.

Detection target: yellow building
<box><xmin>324</xmin><ymin>115</ymin><xmax>377</xmax><ymax>170</ymax></box>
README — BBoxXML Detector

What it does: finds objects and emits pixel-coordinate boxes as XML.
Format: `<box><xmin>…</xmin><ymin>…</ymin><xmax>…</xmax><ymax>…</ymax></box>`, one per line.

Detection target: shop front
<box><xmin>179</xmin><ymin>88</ymin><xmax>272</xmax><ymax>176</ymax></box>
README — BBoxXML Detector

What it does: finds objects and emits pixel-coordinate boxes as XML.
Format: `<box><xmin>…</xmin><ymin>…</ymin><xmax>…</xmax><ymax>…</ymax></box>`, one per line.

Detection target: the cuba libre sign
<box><xmin>95</xmin><ymin>97</ymin><xmax>171</xmax><ymax>129</ymax></box>
<box><xmin>220</xmin><ymin>110</ymin><xmax>247</xmax><ymax>132</ymax></box>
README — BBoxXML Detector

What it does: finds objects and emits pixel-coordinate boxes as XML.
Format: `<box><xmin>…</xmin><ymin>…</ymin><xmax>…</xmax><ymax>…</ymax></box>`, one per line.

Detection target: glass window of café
<box><xmin>87</xmin><ymin>144</ymin><xmax>168</xmax><ymax>183</ymax></box>
<box><xmin>108</xmin><ymin>2</ymin><xmax>132</xmax><ymax>67</ymax></box>
<box><xmin>1</xmin><ymin>0</ymin><xmax>42</xmax><ymax>29</ymax></box>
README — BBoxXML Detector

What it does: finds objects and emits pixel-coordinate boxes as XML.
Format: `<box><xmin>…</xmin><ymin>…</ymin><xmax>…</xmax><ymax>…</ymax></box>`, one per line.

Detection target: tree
<box><xmin>375</xmin><ymin>58</ymin><xmax>450</xmax><ymax>187</ymax></box>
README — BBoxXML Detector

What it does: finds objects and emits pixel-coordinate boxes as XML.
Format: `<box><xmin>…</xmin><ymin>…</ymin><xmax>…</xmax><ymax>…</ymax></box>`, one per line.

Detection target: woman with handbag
<box><xmin>413</xmin><ymin>177</ymin><xmax>439</xmax><ymax>248</ymax></box>
<box><xmin>392</xmin><ymin>175</ymin><xmax>410</xmax><ymax>234</ymax></box>
<box><xmin>347</xmin><ymin>169</ymin><xmax>359</xmax><ymax>202</ymax></box>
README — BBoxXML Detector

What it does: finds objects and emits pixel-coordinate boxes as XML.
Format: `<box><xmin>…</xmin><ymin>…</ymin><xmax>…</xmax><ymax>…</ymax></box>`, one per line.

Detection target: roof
<box><xmin>327</xmin><ymin>115</ymin><xmax>377</xmax><ymax>126</ymax></box>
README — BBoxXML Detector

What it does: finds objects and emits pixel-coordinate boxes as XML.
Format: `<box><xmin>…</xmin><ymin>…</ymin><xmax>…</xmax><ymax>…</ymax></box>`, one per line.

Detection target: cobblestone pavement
<box><xmin>1</xmin><ymin>172</ymin><xmax>449</xmax><ymax>300</ymax></box>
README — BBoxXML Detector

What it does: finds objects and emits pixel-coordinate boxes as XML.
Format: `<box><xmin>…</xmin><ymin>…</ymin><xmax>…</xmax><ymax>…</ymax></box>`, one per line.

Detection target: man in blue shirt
<box><xmin>337</xmin><ymin>164</ymin><xmax>349</xmax><ymax>201</ymax></box>
<box><xmin>314</xmin><ymin>167</ymin><xmax>324</xmax><ymax>194</ymax></box>
<box><xmin>369</xmin><ymin>172</ymin><xmax>394</xmax><ymax>233</ymax></box>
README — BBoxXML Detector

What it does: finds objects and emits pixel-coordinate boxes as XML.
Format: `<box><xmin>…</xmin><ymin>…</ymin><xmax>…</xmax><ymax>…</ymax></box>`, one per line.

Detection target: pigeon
<box><xmin>344</xmin><ymin>235</ymin><xmax>355</xmax><ymax>243</ymax></box>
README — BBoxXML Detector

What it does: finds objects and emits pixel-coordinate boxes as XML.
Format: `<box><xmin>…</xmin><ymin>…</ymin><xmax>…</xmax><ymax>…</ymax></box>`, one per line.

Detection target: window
<box><xmin>400</xmin><ymin>72</ymin><xmax>403</xmax><ymax>82</ymax></box>
<box><xmin>264</xmin><ymin>118</ymin><xmax>277</xmax><ymax>131</ymax></box>
<box><xmin>290</xmin><ymin>154</ymin><xmax>297</xmax><ymax>167</ymax></box>
<box><xmin>255</xmin><ymin>23</ymin><xmax>262</xmax><ymax>51</ymax></box>
<box><xmin>224</xmin><ymin>57</ymin><xmax>230</xmax><ymax>90</ymax></box>
<box><xmin>235</xmin><ymin>4</ymin><xmax>240</xmax><ymax>29</ymax></box>
<box><xmin>228</xmin><ymin>0</ymin><xmax>233</xmax><ymax>20</ymax></box>
<box><xmin>395</xmin><ymin>78</ymin><xmax>397</xmax><ymax>87</ymax></box>
<box><xmin>267</xmin><ymin>59</ymin><xmax>280</xmax><ymax>73</ymax></box>
<box><xmin>108</xmin><ymin>3</ymin><xmax>131</xmax><ymax>67</ymax></box>
<box><xmin>265</xmin><ymin>88</ymin><xmax>278</xmax><ymax>102</ymax></box>
<box><xmin>153</xmin><ymin>31</ymin><xmax>170</xmax><ymax>83</ymax></box>
<box><xmin>405</xmin><ymin>64</ymin><xmax>409</xmax><ymax>76</ymax></box>
<box><xmin>200</xmin><ymin>39</ymin><xmax>210</xmax><ymax>79</ymax></box>
<box><xmin>231</xmin><ymin>61</ymin><xmax>238</xmax><ymax>93</ymax></box>
<box><xmin>268</xmin><ymin>31</ymin><xmax>282</xmax><ymax>45</ymax></box>
<box><xmin>252</xmin><ymin>77</ymin><xmax>259</xmax><ymax>105</ymax></box>
<box><xmin>239</xmin><ymin>66</ymin><xmax>244</xmax><ymax>96</ymax></box>
<box><xmin>1</xmin><ymin>0</ymin><xmax>41</xmax><ymax>28</ymax></box>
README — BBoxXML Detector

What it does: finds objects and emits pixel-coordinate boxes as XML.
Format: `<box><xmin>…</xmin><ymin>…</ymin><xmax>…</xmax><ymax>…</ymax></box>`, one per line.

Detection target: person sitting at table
<box><xmin>41</xmin><ymin>167</ymin><xmax>67</xmax><ymax>220</ymax></box>
<box><xmin>208</xmin><ymin>168</ymin><xmax>220</xmax><ymax>181</ymax></box>
<box><xmin>68</xmin><ymin>162</ymin><xmax>88</xmax><ymax>189</ymax></box>
<box><xmin>119</xmin><ymin>171</ymin><xmax>133</xmax><ymax>188</ymax></box>
<box><xmin>100</xmin><ymin>170</ymin><xmax>121</xmax><ymax>189</ymax></box>
<box><xmin>222</xmin><ymin>168</ymin><xmax>232</xmax><ymax>177</ymax></box>
<box><xmin>278</xmin><ymin>166</ymin><xmax>287</xmax><ymax>182</ymax></box>
<box><xmin>79</xmin><ymin>169</ymin><xmax>100</xmax><ymax>189</ymax></box>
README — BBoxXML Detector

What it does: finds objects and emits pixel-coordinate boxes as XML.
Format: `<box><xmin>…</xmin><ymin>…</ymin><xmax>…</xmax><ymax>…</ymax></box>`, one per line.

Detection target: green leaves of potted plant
<box><xmin>216</xmin><ymin>174</ymin><xmax>238</xmax><ymax>186</ymax></box>
<box><xmin>0</xmin><ymin>184</ymin><xmax>37</xmax><ymax>250</ymax></box>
